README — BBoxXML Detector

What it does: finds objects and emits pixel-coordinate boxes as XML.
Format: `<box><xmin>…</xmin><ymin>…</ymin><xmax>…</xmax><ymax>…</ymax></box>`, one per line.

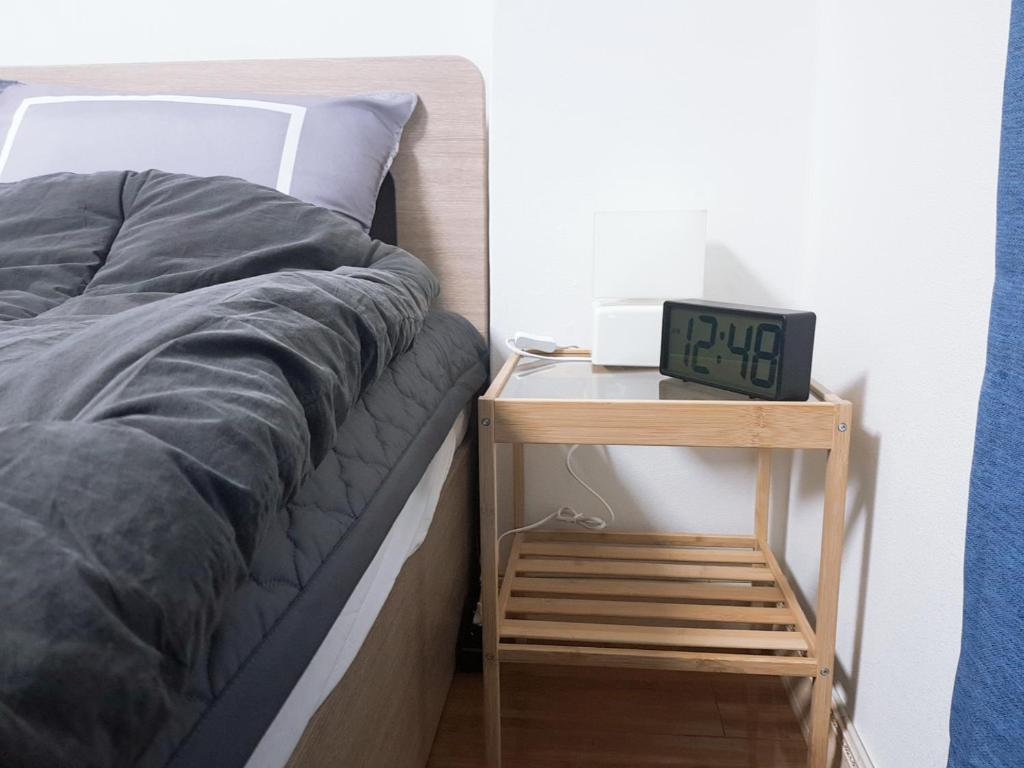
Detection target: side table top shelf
<box><xmin>485</xmin><ymin>358</ymin><xmax>847</xmax><ymax>450</ymax></box>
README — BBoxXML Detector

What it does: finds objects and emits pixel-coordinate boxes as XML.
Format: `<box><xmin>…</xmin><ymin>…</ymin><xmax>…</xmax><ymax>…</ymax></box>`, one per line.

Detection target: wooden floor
<box><xmin>427</xmin><ymin>665</ymin><xmax>807</xmax><ymax>767</ymax></box>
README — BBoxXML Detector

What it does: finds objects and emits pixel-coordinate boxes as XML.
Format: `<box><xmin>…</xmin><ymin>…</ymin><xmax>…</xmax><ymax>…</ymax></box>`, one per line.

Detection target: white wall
<box><xmin>788</xmin><ymin>2</ymin><xmax>1009</xmax><ymax>766</ymax></box>
<box><xmin>0</xmin><ymin>0</ymin><xmax>493</xmax><ymax>81</ymax></box>
<box><xmin>1</xmin><ymin>1</ymin><xmax>1014</xmax><ymax>764</ymax></box>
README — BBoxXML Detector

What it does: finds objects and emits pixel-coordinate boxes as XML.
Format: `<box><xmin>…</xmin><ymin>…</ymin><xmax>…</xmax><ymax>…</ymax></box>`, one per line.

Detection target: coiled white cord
<box><xmin>498</xmin><ymin>444</ymin><xmax>615</xmax><ymax>545</ymax></box>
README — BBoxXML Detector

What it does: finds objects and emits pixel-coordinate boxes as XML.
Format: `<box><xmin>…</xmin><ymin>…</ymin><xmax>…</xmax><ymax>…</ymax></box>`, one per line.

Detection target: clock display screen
<box><xmin>665</xmin><ymin>306</ymin><xmax>785</xmax><ymax>396</ymax></box>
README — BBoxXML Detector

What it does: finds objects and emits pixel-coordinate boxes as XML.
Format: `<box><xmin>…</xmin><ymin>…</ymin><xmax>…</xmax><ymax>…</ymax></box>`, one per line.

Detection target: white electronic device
<box><xmin>511</xmin><ymin>331</ymin><xmax>558</xmax><ymax>354</ymax></box>
<box><xmin>591</xmin><ymin>300</ymin><xmax>663</xmax><ymax>367</ymax></box>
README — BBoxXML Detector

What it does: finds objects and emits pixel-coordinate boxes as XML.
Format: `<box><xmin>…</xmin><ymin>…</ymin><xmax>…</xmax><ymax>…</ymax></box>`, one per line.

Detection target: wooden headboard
<box><xmin>0</xmin><ymin>56</ymin><xmax>490</xmax><ymax>337</ymax></box>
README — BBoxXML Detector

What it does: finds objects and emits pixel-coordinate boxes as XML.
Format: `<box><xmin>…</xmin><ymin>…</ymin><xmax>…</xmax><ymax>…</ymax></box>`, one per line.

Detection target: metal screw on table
<box><xmin>481</xmin><ymin>418</ymin><xmax>491</xmax><ymax>426</ymax></box>
<box><xmin>838</xmin><ymin>423</ymin><xmax>848</xmax><ymax>432</ymax></box>
<box><xmin>820</xmin><ymin>667</ymin><xmax>831</xmax><ymax>677</ymax></box>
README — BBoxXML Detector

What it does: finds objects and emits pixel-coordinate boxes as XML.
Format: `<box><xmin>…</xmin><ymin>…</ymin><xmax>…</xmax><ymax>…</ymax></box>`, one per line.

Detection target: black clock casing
<box><xmin>660</xmin><ymin>300</ymin><xmax>816</xmax><ymax>401</ymax></box>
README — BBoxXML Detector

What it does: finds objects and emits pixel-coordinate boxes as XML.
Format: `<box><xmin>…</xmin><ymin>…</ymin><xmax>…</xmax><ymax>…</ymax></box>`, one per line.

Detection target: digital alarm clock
<box><xmin>660</xmin><ymin>300</ymin><xmax>816</xmax><ymax>401</ymax></box>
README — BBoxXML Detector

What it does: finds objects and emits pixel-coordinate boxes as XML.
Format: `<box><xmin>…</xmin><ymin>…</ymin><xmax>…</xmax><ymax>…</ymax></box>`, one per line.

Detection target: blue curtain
<box><xmin>948</xmin><ymin>3</ymin><xmax>1024</xmax><ymax>765</ymax></box>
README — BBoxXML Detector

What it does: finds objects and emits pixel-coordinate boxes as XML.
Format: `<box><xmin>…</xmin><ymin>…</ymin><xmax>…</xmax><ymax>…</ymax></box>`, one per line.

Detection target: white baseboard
<box><xmin>782</xmin><ymin>677</ymin><xmax>875</xmax><ymax>768</ymax></box>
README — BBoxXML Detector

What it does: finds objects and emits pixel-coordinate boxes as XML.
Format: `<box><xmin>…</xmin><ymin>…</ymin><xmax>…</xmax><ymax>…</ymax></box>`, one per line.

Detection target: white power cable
<box><xmin>563</xmin><ymin>444</ymin><xmax>615</xmax><ymax>525</ymax></box>
<box><xmin>497</xmin><ymin>444</ymin><xmax>615</xmax><ymax>545</ymax></box>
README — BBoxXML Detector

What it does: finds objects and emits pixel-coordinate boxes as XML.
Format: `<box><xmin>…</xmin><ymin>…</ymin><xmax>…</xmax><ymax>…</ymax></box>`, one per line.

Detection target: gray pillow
<box><xmin>0</xmin><ymin>83</ymin><xmax>416</xmax><ymax>232</ymax></box>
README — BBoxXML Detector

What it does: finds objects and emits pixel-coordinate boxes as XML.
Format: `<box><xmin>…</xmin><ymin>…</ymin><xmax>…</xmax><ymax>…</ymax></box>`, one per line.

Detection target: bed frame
<box><xmin>0</xmin><ymin>56</ymin><xmax>488</xmax><ymax>767</ymax></box>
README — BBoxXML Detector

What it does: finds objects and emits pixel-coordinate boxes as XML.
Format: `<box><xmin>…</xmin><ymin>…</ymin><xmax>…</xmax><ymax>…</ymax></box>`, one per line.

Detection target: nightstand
<box><xmin>478</xmin><ymin>354</ymin><xmax>851</xmax><ymax>768</ymax></box>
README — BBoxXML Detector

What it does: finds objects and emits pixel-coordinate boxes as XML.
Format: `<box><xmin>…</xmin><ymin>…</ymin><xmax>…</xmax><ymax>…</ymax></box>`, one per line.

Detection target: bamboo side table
<box><xmin>478</xmin><ymin>355</ymin><xmax>851</xmax><ymax>768</ymax></box>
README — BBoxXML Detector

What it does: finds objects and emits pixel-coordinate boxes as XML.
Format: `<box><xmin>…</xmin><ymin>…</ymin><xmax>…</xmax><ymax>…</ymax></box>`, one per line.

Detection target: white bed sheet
<box><xmin>244</xmin><ymin>408</ymin><xmax>469</xmax><ymax>768</ymax></box>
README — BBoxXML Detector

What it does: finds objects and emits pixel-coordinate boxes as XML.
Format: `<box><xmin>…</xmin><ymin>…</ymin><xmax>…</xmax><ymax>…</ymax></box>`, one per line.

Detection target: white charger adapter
<box><xmin>511</xmin><ymin>331</ymin><xmax>559</xmax><ymax>354</ymax></box>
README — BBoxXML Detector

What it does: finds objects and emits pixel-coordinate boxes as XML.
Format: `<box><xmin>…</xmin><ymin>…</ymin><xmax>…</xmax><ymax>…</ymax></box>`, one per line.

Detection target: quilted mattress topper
<box><xmin>149</xmin><ymin>310</ymin><xmax>486</xmax><ymax>768</ymax></box>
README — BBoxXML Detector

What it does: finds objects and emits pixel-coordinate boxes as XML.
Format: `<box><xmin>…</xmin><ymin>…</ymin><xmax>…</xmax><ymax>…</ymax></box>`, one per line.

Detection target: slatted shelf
<box><xmin>514</xmin><ymin>558</ymin><xmax>777</xmax><ymax>582</ymax></box>
<box><xmin>498</xmin><ymin>531</ymin><xmax>816</xmax><ymax>676</ymax></box>
<box><xmin>498</xmin><ymin>644</ymin><xmax>819</xmax><ymax>677</ymax></box>
<box><xmin>506</xmin><ymin>597</ymin><xmax>794</xmax><ymax>625</ymax></box>
<box><xmin>511</xmin><ymin>577</ymin><xmax>784</xmax><ymax>603</ymax></box>
<box><xmin>518</xmin><ymin>540</ymin><xmax>768</xmax><ymax>564</ymax></box>
<box><xmin>502</xmin><ymin>620</ymin><xmax>808</xmax><ymax>651</ymax></box>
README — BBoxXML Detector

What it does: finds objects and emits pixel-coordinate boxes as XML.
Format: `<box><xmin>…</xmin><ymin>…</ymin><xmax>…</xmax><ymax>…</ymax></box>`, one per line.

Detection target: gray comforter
<box><xmin>0</xmin><ymin>170</ymin><xmax>438</xmax><ymax>768</ymax></box>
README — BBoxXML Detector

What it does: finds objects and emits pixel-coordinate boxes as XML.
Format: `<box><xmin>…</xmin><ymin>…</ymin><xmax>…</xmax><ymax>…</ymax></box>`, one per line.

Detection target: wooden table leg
<box><xmin>512</xmin><ymin>443</ymin><xmax>525</xmax><ymax>530</ymax></box>
<box><xmin>479</xmin><ymin>400</ymin><xmax>501</xmax><ymax>768</ymax></box>
<box><xmin>807</xmin><ymin>407</ymin><xmax>850</xmax><ymax>768</ymax></box>
<box><xmin>755</xmin><ymin>448</ymin><xmax>772</xmax><ymax>548</ymax></box>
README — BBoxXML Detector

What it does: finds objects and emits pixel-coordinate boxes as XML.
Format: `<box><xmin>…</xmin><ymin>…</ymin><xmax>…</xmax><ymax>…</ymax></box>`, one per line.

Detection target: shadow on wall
<box><xmin>827</xmin><ymin>375</ymin><xmax>879</xmax><ymax>717</ymax></box>
<box><xmin>704</xmin><ymin>240</ymin><xmax>782</xmax><ymax>306</ymax></box>
<box><xmin>705</xmin><ymin>240</ymin><xmax>800</xmax><ymax>554</ymax></box>
<box><xmin>707</xmin><ymin>241</ymin><xmax>882</xmax><ymax>716</ymax></box>
<box><xmin>782</xmin><ymin>376</ymin><xmax>881</xmax><ymax>719</ymax></box>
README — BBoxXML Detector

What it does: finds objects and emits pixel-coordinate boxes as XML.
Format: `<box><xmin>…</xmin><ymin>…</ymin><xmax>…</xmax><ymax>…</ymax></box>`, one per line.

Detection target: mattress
<box><xmin>140</xmin><ymin>310</ymin><xmax>487</xmax><ymax>768</ymax></box>
<box><xmin>245</xmin><ymin>407</ymin><xmax>468</xmax><ymax>768</ymax></box>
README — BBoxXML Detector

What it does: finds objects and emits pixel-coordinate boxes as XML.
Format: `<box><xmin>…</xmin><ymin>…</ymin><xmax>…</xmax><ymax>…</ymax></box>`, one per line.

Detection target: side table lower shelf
<box><xmin>497</xmin><ymin>531</ymin><xmax>818</xmax><ymax>677</ymax></box>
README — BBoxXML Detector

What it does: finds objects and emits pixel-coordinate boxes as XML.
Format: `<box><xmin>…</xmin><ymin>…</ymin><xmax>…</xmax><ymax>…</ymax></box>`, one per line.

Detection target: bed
<box><xmin>0</xmin><ymin>56</ymin><xmax>488</xmax><ymax>768</ymax></box>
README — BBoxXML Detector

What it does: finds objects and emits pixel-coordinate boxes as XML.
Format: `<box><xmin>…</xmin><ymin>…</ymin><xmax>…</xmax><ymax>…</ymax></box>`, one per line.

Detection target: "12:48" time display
<box><xmin>680</xmin><ymin>314</ymin><xmax>782</xmax><ymax>391</ymax></box>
